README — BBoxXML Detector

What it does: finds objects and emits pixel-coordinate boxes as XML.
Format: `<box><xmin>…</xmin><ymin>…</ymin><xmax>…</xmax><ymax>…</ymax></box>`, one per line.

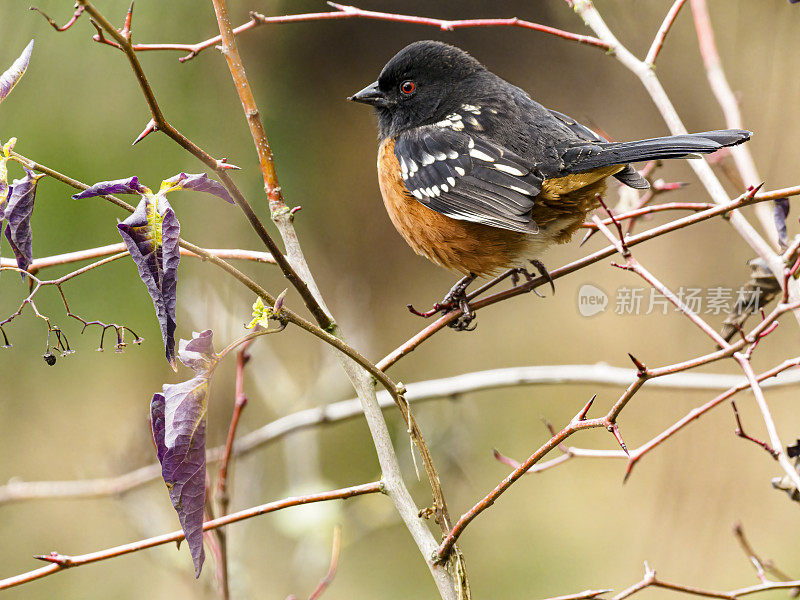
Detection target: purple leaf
<box><xmin>150</xmin><ymin>394</ymin><xmax>167</xmax><ymax>466</ymax></box>
<box><xmin>3</xmin><ymin>168</ymin><xmax>43</xmax><ymax>275</ymax></box>
<box><xmin>72</xmin><ymin>176</ymin><xmax>148</xmax><ymax>199</ymax></box>
<box><xmin>163</xmin><ymin>172</ymin><xmax>234</xmax><ymax>204</ymax></box>
<box><xmin>151</xmin><ymin>330</ymin><xmax>219</xmax><ymax>577</ymax></box>
<box><xmin>118</xmin><ymin>195</ymin><xmax>180</xmax><ymax>368</ymax></box>
<box><xmin>0</xmin><ymin>40</ymin><xmax>33</xmax><ymax>103</ymax></box>
<box><xmin>774</xmin><ymin>198</ymin><xmax>790</xmax><ymax>250</ymax></box>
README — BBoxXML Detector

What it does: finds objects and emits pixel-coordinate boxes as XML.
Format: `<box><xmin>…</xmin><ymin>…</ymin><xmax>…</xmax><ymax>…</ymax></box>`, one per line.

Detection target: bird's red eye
<box><xmin>400</xmin><ymin>80</ymin><xmax>416</xmax><ymax>95</ymax></box>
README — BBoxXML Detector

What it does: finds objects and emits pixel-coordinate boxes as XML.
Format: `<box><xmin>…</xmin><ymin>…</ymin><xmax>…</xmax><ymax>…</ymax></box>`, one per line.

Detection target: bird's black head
<box><xmin>349</xmin><ymin>41</ymin><xmax>486</xmax><ymax>139</ymax></box>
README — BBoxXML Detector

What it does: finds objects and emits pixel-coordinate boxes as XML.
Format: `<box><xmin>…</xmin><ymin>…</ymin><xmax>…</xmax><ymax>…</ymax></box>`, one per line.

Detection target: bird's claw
<box><xmin>407</xmin><ymin>273</ymin><xmax>478</xmax><ymax>331</ymax></box>
<box><xmin>511</xmin><ymin>260</ymin><xmax>555</xmax><ymax>297</ymax></box>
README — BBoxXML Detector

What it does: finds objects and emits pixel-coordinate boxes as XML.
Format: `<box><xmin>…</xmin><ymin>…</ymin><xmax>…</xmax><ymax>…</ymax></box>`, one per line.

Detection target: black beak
<box><xmin>348</xmin><ymin>81</ymin><xmax>392</xmax><ymax>108</ymax></box>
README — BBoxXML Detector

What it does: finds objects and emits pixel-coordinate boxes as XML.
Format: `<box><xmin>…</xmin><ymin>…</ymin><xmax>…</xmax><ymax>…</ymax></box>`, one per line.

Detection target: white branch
<box><xmin>2</xmin><ymin>363</ymin><xmax>799</xmax><ymax>505</ymax></box>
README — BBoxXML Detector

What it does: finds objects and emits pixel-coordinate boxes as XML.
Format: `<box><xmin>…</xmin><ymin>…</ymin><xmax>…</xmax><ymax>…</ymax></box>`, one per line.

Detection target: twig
<box><xmin>109</xmin><ymin>5</ymin><xmax>608</xmax><ymax>62</ymax></box>
<box><xmin>307</xmin><ymin>525</ymin><xmax>342</xmax><ymax>600</ymax></box>
<box><xmin>29</xmin><ymin>4</ymin><xmax>85</xmax><ymax>31</ymax></box>
<box><xmin>645</xmin><ymin>0</ymin><xmax>688</xmax><ymax>66</ymax></box>
<box><xmin>734</xmin><ymin>354</ymin><xmax>800</xmax><ymax>490</ymax></box>
<box><xmin>0</xmin><ymin>482</ymin><xmax>381</xmax><ymax>591</ymax></box>
<box><xmin>0</xmin><ymin>243</ymin><xmax>274</xmax><ymax>271</ymax></box>
<box><xmin>731</xmin><ymin>402</ymin><xmax>778</xmax><ymax>459</ymax></box>
<box><xmin>733</xmin><ymin>523</ymin><xmax>799</xmax><ymax>596</ymax></box>
<box><xmin>610</xmin><ymin>560</ymin><xmax>800</xmax><ymax>599</ymax></box>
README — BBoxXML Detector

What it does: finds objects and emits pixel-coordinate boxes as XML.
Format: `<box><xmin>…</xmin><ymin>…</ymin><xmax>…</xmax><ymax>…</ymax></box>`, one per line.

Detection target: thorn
<box><xmin>122</xmin><ymin>1</ymin><xmax>134</xmax><ymax>38</ymax></box>
<box><xmin>574</xmin><ymin>394</ymin><xmax>596</xmax><ymax>422</ymax></box>
<box><xmin>609</xmin><ymin>423</ymin><xmax>629</xmax><ymax>455</ymax></box>
<box><xmin>215</xmin><ymin>157</ymin><xmax>241</xmax><ymax>170</ymax></box>
<box><xmin>289</xmin><ymin>205</ymin><xmax>302</xmax><ymax>215</ymax></box>
<box><xmin>34</xmin><ymin>552</ymin><xmax>71</xmax><ymax>566</ymax></box>
<box><xmin>745</xmin><ymin>182</ymin><xmax>765</xmax><ymax>199</ymax></box>
<box><xmin>132</xmin><ymin>119</ymin><xmax>157</xmax><ymax>145</ymax></box>
<box><xmin>627</xmin><ymin>352</ymin><xmax>647</xmax><ymax>376</ymax></box>
<box><xmin>579</xmin><ymin>228</ymin><xmax>597</xmax><ymax>247</ymax></box>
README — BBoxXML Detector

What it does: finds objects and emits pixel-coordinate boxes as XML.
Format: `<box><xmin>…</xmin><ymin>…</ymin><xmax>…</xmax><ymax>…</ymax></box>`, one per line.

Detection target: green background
<box><xmin>1</xmin><ymin>1</ymin><xmax>799</xmax><ymax>598</ymax></box>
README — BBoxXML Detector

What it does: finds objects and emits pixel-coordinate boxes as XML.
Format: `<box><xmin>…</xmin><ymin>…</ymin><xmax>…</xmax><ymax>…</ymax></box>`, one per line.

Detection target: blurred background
<box><xmin>1</xmin><ymin>1</ymin><xmax>799</xmax><ymax>598</ymax></box>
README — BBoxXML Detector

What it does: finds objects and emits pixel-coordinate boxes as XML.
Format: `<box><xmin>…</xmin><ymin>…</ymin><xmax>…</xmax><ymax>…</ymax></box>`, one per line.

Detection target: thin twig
<box><xmin>113</xmin><ymin>5</ymin><xmax>608</xmax><ymax>62</ymax></box>
<box><xmin>307</xmin><ymin>525</ymin><xmax>342</xmax><ymax>600</ymax></box>
<box><xmin>645</xmin><ymin>0</ymin><xmax>688</xmax><ymax>66</ymax></box>
<box><xmin>0</xmin><ymin>482</ymin><xmax>382</xmax><ymax>591</ymax></box>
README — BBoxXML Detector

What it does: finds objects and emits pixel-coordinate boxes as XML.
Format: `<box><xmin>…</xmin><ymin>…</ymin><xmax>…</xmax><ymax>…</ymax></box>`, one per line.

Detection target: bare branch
<box><xmin>0</xmin><ymin>482</ymin><xmax>382</xmax><ymax>591</ymax></box>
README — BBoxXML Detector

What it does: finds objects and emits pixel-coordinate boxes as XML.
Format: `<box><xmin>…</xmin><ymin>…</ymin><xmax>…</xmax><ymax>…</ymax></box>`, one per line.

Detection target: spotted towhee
<box><xmin>349</xmin><ymin>41</ymin><xmax>751</xmax><ymax>329</ymax></box>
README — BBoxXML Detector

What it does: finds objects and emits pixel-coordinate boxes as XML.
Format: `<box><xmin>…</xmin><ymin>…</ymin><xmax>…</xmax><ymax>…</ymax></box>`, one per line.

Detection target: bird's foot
<box><xmin>407</xmin><ymin>273</ymin><xmax>478</xmax><ymax>331</ymax></box>
<box><xmin>510</xmin><ymin>260</ymin><xmax>556</xmax><ymax>298</ymax></box>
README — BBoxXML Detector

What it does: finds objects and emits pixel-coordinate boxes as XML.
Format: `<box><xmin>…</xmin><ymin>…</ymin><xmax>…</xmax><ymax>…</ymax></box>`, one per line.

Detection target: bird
<box><xmin>348</xmin><ymin>40</ymin><xmax>751</xmax><ymax>330</ymax></box>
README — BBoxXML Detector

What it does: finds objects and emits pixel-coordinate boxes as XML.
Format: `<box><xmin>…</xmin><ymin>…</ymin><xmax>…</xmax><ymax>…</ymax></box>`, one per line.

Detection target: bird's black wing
<box><xmin>394</xmin><ymin>125</ymin><xmax>542</xmax><ymax>234</ymax></box>
<box><xmin>547</xmin><ymin>109</ymin><xmax>650</xmax><ymax>189</ymax></box>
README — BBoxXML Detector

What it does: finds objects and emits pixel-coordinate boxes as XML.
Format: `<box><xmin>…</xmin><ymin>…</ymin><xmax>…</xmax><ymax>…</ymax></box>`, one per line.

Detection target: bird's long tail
<box><xmin>566</xmin><ymin>129</ymin><xmax>751</xmax><ymax>174</ymax></box>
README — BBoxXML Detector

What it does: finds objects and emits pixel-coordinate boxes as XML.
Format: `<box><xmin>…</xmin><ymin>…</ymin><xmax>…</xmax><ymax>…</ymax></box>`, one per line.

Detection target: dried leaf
<box><xmin>150</xmin><ymin>330</ymin><xmax>219</xmax><ymax>577</ymax></box>
<box><xmin>72</xmin><ymin>176</ymin><xmax>148</xmax><ymax>199</ymax></box>
<box><xmin>118</xmin><ymin>194</ymin><xmax>180</xmax><ymax>368</ymax></box>
<box><xmin>3</xmin><ymin>167</ymin><xmax>44</xmax><ymax>274</ymax></box>
<box><xmin>0</xmin><ymin>40</ymin><xmax>33</xmax><ymax>103</ymax></box>
<box><xmin>161</xmin><ymin>172</ymin><xmax>234</xmax><ymax>204</ymax></box>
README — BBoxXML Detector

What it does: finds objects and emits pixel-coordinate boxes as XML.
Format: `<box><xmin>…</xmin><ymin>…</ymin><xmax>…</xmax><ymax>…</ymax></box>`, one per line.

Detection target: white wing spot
<box><xmin>494</xmin><ymin>163</ymin><xmax>526</xmax><ymax>176</ymax></box>
<box><xmin>469</xmin><ymin>148</ymin><xmax>495</xmax><ymax>162</ymax></box>
<box><xmin>420</xmin><ymin>152</ymin><xmax>435</xmax><ymax>166</ymax></box>
<box><xmin>440</xmin><ymin>184</ymin><xmax>449</xmax><ymax>193</ymax></box>
<box><xmin>434</xmin><ymin>151</ymin><xmax>447</xmax><ymax>161</ymax></box>
<box><xmin>430</xmin><ymin>185</ymin><xmax>440</xmax><ymax>197</ymax></box>
<box><xmin>412</xmin><ymin>189</ymin><xmax>423</xmax><ymax>200</ymax></box>
<box><xmin>462</xmin><ymin>104</ymin><xmax>481</xmax><ymax>114</ymax></box>
<box><xmin>467</xmin><ymin>137</ymin><xmax>475</xmax><ymax>149</ymax></box>
<box><xmin>508</xmin><ymin>184</ymin><xmax>533</xmax><ymax>195</ymax></box>
<box><xmin>446</xmin><ymin>176</ymin><xmax>456</xmax><ymax>186</ymax></box>
<box><xmin>446</xmin><ymin>150</ymin><xmax>458</xmax><ymax>159</ymax></box>
<box><xmin>454</xmin><ymin>167</ymin><xmax>466</xmax><ymax>176</ymax></box>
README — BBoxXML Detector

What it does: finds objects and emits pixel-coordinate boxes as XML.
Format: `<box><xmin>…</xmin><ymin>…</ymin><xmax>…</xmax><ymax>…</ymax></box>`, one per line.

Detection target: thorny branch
<box><xmin>61</xmin><ymin>3</ymin><xmax>610</xmax><ymax>62</ymax></box>
<box><xmin>0</xmin><ymin>482</ymin><xmax>382</xmax><ymax>591</ymax></box>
